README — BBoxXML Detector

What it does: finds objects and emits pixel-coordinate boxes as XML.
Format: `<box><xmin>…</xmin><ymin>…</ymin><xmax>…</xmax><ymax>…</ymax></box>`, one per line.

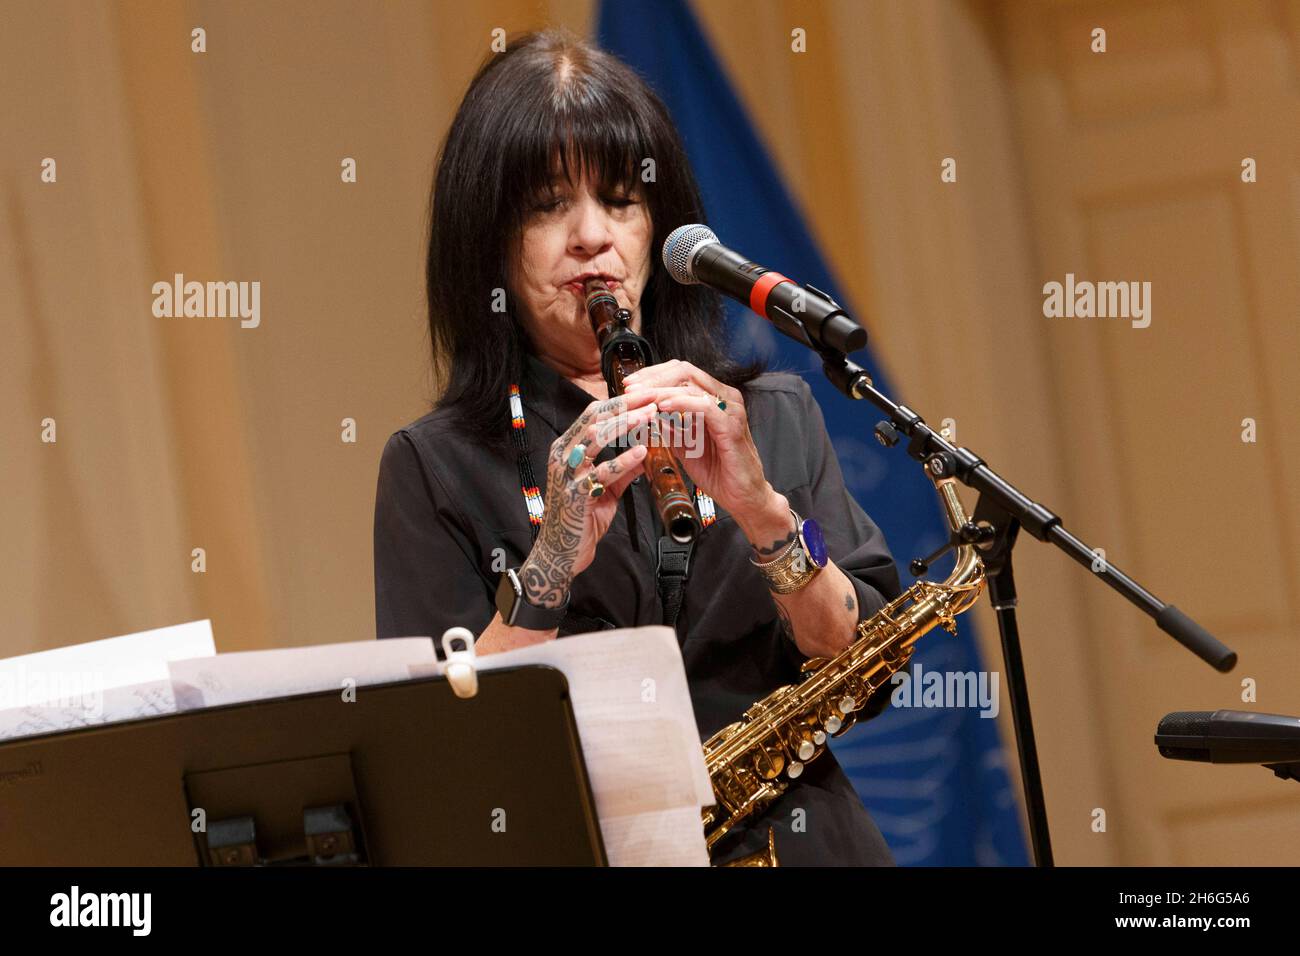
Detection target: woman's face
<box><xmin>508</xmin><ymin>162</ymin><xmax>652</xmax><ymax>375</ymax></box>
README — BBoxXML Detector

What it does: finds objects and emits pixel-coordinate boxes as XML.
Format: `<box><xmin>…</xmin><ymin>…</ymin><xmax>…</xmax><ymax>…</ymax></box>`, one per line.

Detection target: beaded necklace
<box><xmin>508</xmin><ymin>382</ymin><xmax>716</xmax><ymax>542</ymax></box>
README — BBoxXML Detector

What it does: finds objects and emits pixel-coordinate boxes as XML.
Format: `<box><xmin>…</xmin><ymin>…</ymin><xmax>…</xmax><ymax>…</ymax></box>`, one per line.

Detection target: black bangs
<box><xmin>424</xmin><ymin>28</ymin><xmax>765</xmax><ymax>448</ymax></box>
<box><xmin>497</xmin><ymin>59</ymin><xmax>654</xmax><ymax>236</ymax></box>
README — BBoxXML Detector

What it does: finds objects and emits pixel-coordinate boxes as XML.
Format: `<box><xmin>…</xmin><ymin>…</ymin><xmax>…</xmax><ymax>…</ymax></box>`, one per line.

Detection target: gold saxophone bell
<box><xmin>701</xmin><ymin>458</ymin><xmax>987</xmax><ymax>866</ymax></box>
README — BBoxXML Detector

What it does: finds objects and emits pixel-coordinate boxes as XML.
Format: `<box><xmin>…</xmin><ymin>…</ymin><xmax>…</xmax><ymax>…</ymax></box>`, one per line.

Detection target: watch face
<box><xmin>801</xmin><ymin>519</ymin><xmax>829</xmax><ymax>568</ymax></box>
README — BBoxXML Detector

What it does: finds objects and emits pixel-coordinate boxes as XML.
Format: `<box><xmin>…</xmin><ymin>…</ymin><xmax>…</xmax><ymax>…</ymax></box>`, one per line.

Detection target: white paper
<box><xmin>166</xmin><ymin>637</ymin><xmax>438</xmax><ymax>710</ymax></box>
<box><xmin>598</xmin><ymin>806</ymin><xmax>716</xmax><ymax>867</ymax></box>
<box><xmin>464</xmin><ymin>626</ymin><xmax>713</xmax><ymax>866</ymax></box>
<box><xmin>0</xmin><ymin>679</ymin><xmax>179</xmax><ymax>742</ymax></box>
<box><xmin>0</xmin><ymin>619</ymin><xmax>216</xmax><ymax>741</ymax></box>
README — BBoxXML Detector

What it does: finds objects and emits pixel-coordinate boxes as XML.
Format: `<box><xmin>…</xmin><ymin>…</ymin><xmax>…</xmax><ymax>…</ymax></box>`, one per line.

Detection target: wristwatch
<box><xmin>750</xmin><ymin>511</ymin><xmax>828</xmax><ymax>594</ymax></box>
<box><xmin>495</xmin><ymin>567</ymin><xmax>570</xmax><ymax>630</ymax></box>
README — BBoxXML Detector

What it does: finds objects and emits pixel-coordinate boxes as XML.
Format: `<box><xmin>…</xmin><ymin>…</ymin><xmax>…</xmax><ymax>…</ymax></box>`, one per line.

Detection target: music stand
<box><xmin>0</xmin><ymin>664</ymin><xmax>605</xmax><ymax>866</ymax></box>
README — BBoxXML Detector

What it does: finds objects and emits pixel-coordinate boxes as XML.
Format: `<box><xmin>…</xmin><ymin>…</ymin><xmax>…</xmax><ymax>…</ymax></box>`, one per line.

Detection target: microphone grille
<box><xmin>662</xmin><ymin>224</ymin><xmax>717</xmax><ymax>285</ymax></box>
<box><xmin>1157</xmin><ymin>711</ymin><xmax>1214</xmax><ymax>736</ymax></box>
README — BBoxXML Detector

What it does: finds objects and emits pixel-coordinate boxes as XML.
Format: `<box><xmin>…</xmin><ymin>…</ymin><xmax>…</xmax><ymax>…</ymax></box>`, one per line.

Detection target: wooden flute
<box><xmin>583</xmin><ymin>277</ymin><xmax>700</xmax><ymax>544</ymax></box>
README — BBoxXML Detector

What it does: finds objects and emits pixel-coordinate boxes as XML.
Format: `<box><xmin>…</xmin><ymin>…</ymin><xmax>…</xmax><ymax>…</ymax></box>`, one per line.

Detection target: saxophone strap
<box><xmin>656</xmin><ymin>534</ymin><xmax>694</xmax><ymax>632</ymax></box>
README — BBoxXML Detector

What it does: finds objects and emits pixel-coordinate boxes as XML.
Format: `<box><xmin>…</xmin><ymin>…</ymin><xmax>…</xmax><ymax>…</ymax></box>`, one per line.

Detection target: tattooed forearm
<box><xmin>522</xmin><ymin>454</ymin><xmax>594</xmax><ymax>610</ymax></box>
<box><xmin>520</xmin><ymin>548</ymin><xmax>574</xmax><ymax>609</ymax></box>
<box><xmin>845</xmin><ymin>591</ymin><xmax>856</xmax><ymax>614</ymax></box>
<box><xmin>520</xmin><ymin>397</ymin><xmax>630</xmax><ymax>617</ymax></box>
<box><xmin>523</xmin><ymin>477</ymin><xmax>584</xmax><ymax>608</ymax></box>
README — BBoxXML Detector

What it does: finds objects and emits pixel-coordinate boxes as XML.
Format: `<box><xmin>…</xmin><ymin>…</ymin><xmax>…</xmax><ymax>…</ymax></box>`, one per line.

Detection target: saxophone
<box><xmin>703</xmin><ymin>459</ymin><xmax>987</xmax><ymax>866</ymax></box>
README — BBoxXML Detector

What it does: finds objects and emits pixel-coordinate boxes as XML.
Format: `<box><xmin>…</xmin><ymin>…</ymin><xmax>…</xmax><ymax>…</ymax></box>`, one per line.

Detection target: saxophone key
<box><xmin>751</xmin><ymin>743</ymin><xmax>785</xmax><ymax>780</ymax></box>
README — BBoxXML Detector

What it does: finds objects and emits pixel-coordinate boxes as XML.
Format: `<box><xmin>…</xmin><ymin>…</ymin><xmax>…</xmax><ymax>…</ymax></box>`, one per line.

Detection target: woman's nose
<box><xmin>568</xmin><ymin>195</ymin><xmax>613</xmax><ymax>255</ymax></box>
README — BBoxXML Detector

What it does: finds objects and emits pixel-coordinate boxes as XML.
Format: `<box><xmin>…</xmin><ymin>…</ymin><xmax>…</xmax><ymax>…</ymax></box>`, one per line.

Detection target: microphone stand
<box><xmin>762</xmin><ymin>285</ymin><xmax>1238</xmax><ymax>867</ymax></box>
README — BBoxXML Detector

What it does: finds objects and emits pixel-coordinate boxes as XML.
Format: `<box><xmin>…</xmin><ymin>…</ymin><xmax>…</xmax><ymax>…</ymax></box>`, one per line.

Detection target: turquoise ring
<box><xmin>713</xmin><ymin>394</ymin><xmax>728</xmax><ymax>411</ymax></box>
<box><xmin>566</xmin><ymin>444</ymin><xmax>587</xmax><ymax>469</ymax></box>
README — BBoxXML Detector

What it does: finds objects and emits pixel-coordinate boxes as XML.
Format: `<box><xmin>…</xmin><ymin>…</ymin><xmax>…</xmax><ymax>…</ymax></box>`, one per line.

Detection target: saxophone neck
<box><xmin>932</xmin><ymin>474</ymin><xmax>970</xmax><ymax>531</ymax></box>
<box><xmin>929</xmin><ymin>473</ymin><xmax>986</xmax><ymax>593</ymax></box>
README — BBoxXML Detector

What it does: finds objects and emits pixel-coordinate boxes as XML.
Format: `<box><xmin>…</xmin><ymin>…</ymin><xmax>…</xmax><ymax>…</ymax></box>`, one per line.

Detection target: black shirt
<box><xmin>373</xmin><ymin>353</ymin><xmax>903</xmax><ymax>865</ymax></box>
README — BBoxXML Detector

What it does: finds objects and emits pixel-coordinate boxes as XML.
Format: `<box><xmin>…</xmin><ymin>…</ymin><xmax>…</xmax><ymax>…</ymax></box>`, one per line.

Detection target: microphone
<box><xmin>661</xmin><ymin>224</ymin><xmax>867</xmax><ymax>355</ymax></box>
<box><xmin>1155</xmin><ymin>710</ymin><xmax>1300</xmax><ymax>780</ymax></box>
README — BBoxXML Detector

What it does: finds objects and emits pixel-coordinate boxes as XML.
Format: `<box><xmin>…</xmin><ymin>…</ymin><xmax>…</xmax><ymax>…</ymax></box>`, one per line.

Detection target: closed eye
<box><xmin>529</xmin><ymin>193</ymin><xmax>638</xmax><ymax>214</ymax></box>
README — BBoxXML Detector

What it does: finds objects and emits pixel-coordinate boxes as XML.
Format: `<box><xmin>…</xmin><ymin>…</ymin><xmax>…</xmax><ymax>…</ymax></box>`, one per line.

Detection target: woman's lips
<box><xmin>564</xmin><ymin>278</ymin><xmax>619</xmax><ymax>294</ymax></box>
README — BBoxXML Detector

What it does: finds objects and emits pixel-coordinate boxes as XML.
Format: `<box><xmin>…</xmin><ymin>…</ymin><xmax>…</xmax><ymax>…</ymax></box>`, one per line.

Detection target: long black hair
<box><xmin>424</xmin><ymin>28</ymin><xmax>763</xmax><ymax>444</ymax></box>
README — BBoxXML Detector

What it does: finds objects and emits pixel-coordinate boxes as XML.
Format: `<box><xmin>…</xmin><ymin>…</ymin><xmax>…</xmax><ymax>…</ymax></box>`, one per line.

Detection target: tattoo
<box><xmin>524</xmin><ymin>472</ymin><xmax>585</xmax><ymax>607</ymax></box>
<box><xmin>754</xmin><ymin>528</ymin><xmax>797</xmax><ymax>558</ymax></box>
<box><xmin>552</xmin><ymin>411</ymin><xmax>593</xmax><ymax>466</ymax></box>
<box><xmin>845</xmin><ymin>592</ymin><xmax>856</xmax><ymax>614</ymax></box>
<box><xmin>519</xmin><ymin>563</ymin><xmax>554</xmax><ymax>605</ymax></box>
<box><xmin>525</xmin><ymin>399</ymin><xmax>628</xmax><ymax>610</ymax></box>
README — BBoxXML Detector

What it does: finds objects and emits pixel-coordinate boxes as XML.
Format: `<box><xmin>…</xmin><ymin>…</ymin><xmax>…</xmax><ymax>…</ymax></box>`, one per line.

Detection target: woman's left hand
<box><xmin>621</xmin><ymin>359</ymin><xmax>779</xmax><ymax>526</ymax></box>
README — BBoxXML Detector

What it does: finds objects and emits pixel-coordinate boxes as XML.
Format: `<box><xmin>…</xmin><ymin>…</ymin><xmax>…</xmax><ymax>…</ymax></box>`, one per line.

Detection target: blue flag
<box><xmin>599</xmin><ymin>0</ymin><xmax>1028</xmax><ymax>865</ymax></box>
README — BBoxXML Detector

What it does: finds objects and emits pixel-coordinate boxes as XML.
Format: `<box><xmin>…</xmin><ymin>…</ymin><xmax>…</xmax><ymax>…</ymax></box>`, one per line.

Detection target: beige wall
<box><xmin>2</xmin><ymin>0</ymin><xmax>1296</xmax><ymax>864</ymax></box>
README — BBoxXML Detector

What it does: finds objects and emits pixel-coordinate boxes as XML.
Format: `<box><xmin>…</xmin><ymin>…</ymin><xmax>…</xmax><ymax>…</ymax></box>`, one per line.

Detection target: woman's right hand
<box><xmin>518</xmin><ymin>393</ymin><xmax>658</xmax><ymax>608</ymax></box>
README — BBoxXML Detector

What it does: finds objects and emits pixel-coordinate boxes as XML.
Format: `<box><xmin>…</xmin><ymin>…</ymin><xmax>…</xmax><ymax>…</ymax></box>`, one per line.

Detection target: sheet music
<box><xmin>0</xmin><ymin>680</ymin><xmax>179</xmax><ymax>742</ymax></box>
<box><xmin>598</xmin><ymin>806</ymin><xmax>715</xmax><ymax>867</ymax></box>
<box><xmin>166</xmin><ymin>638</ymin><xmax>438</xmax><ymax>709</ymax></box>
<box><xmin>0</xmin><ymin>620</ymin><xmax>215</xmax><ymax>742</ymax></box>
<box><xmin>466</xmin><ymin>626</ymin><xmax>713</xmax><ymax>867</ymax></box>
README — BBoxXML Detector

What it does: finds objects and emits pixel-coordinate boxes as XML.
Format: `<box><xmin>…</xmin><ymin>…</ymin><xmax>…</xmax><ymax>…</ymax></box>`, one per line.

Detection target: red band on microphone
<box><xmin>749</xmin><ymin>272</ymin><xmax>790</xmax><ymax>318</ymax></box>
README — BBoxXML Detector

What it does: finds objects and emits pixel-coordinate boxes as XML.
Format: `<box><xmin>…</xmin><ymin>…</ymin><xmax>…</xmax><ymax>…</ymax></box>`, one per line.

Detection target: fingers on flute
<box><xmin>597</xmin><ymin>443</ymin><xmax>647</xmax><ymax>498</ymax></box>
<box><xmin>625</xmin><ymin>360</ymin><xmax>741</xmax><ymax>405</ymax></box>
<box><xmin>656</xmin><ymin>394</ymin><xmax>734</xmax><ymax>435</ymax></box>
<box><xmin>623</xmin><ymin>383</ymin><xmax>697</xmax><ymax>401</ymax></box>
<box><xmin>583</xmin><ymin>402</ymin><xmax>658</xmax><ymax>450</ymax></box>
<box><xmin>618</xmin><ymin>387</ymin><xmax>660</xmax><ymax>410</ymax></box>
<box><xmin>557</xmin><ymin>397</ymin><xmax>631</xmax><ymax>468</ymax></box>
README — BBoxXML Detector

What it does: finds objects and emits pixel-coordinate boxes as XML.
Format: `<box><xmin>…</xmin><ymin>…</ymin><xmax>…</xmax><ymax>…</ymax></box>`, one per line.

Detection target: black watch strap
<box><xmin>495</xmin><ymin>567</ymin><xmax>570</xmax><ymax>630</ymax></box>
